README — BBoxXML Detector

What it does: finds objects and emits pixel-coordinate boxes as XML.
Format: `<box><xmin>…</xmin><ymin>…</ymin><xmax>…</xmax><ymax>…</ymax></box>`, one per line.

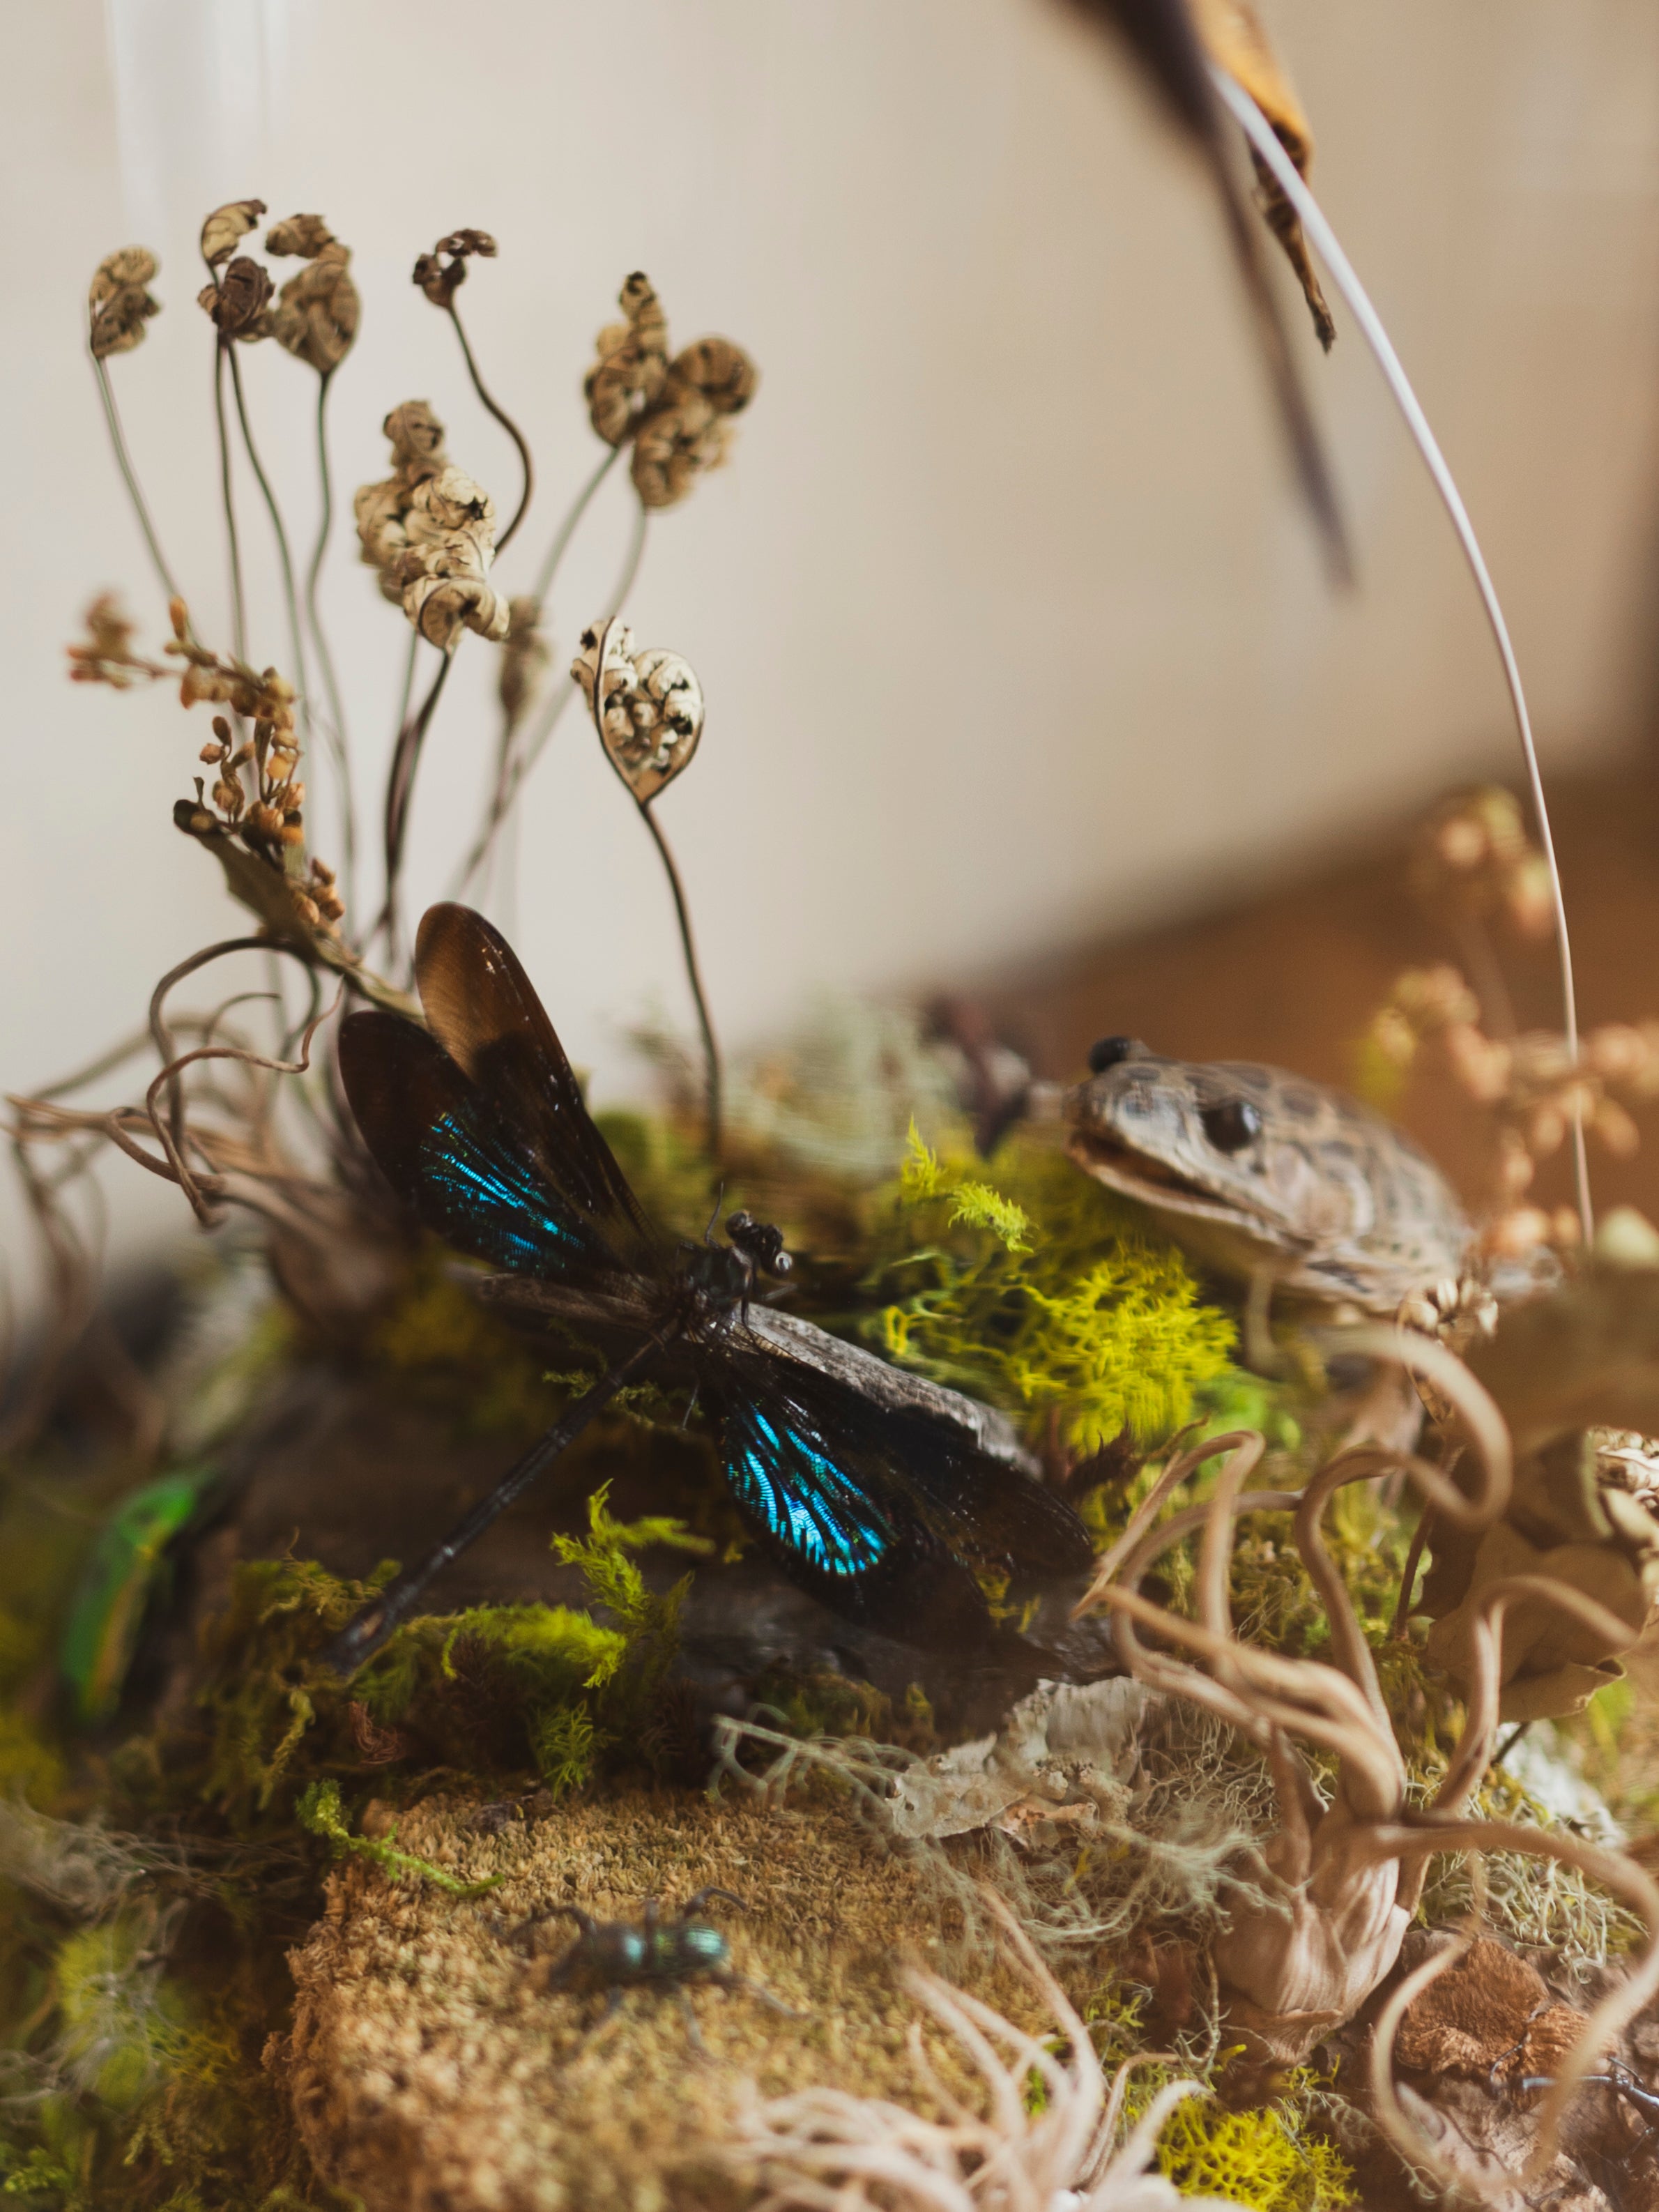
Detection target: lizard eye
<box><xmin>1200</xmin><ymin>1099</ymin><xmax>1262</xmax><ymax>1154</ymax></box>
<box><xmin>1087</xmin><ymin>1035</ymin><xmax>1140</xmax><ymax>1074</ymax></box>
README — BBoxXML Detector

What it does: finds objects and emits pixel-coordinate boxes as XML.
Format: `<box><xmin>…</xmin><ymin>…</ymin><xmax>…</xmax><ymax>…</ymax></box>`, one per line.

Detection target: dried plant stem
<box><xmin>446</xmin><ymin>299</ymin><xmax>533</xmax><ymax>551</ymax></box>
<box><xmin>227</xmin><ymin>349</ymin><xmax>349</xmax><ymax>846</ymax></box>
<box><xmin>213</xmin><ymin>342</ymin><xmax>247</xmax><ymax>660</ymax></box>
<box><xmin>531</xmin><ymin>444</ymin><xmax>620</xmax><ymax>602</ymax></box>
<box><xmin>1213</xmin><ymin>69</ymin><xmax>1592</xmax><ymax>1242</ymax></box>
<box><xmin>91</xmin><ymin>354</ymin><xmax>184</xmax><ymax>612</ymax></box>
<box><xmin>379</xmin><ymin>649</ymin><xmax>455</xmax><ymax>963</ymax></box>
<box><xmin>610</xmin><ymin>498</ymin><xmax>648</xmax><ymax>615</ymax></box>
<box><xmin>637</xmin><ymin>798</ymin><xmax>722</xmax><ymax>1157</ymax></box>
<box><xmin>307</xmin><ymin>369</ymin><xmax>356</xmax><ymax>908</ymax></box>
<box><xmin>456</xmin><ymin>481</ymin><xmax>649</xmax><ymax>897</ymax></box>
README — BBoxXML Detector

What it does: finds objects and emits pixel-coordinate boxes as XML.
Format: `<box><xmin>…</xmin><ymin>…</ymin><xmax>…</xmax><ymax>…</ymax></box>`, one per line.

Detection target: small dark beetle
<box><xmin>512</xmin><ymin>1887</ymin><xmax>801</xmax><ymax>2047</ymax></box>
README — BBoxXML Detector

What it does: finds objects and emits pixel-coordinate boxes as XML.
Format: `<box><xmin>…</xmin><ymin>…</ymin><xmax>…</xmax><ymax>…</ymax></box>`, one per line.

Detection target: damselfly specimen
<box><xmin>322</xmin><ymin>905</ymin><xmax>1092</xmax><ymax>1673</ymax></box>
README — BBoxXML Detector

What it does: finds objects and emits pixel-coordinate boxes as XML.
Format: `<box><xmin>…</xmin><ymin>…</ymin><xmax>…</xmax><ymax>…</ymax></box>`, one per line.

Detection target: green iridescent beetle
<box><xmin>59</xmin><ymin>1467</ymin><xmax>215</xmax><ymax>1725</ymax></box>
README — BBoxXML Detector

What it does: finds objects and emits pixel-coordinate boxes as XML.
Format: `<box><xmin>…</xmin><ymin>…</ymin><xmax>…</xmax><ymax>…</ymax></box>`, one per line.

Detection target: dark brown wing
<box><xmin>413</xmin><ymin>903</ymin><xmax>662</xmax><ymax>1267</ymax></box>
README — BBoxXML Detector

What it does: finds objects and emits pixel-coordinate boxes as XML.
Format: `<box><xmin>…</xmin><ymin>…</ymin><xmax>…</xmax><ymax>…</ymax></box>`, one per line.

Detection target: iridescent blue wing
<box><xmin>339</xmin><ymin>1009</ymin><xmax>645</xmax><ymax>1285</ymax></box>
<box><xmin>413</xmin><ymin>906</ymin><xmax>660</xmax><ymax>1259</ymax></box>
<box><xmin>708</xmin><ymin>1341</ymin><xmax>1092</xmax><ymax>1646</ymax></box>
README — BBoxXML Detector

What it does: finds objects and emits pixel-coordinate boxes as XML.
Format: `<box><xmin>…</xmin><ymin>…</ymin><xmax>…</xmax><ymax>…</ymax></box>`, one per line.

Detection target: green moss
<box><xmin>189</xmin><ymin>1482</ymin><xmax>712</xmax><ymax>1818</ymax></box>
<box><xmin>862</xmin><ymin>1129</ymin><xmax>1235</xmax><ymax>1453</ymax></box>
<box><xmin>296</xmin><ymin>1779</ymin><xmax>502</xmax><ymax>1896</ymax></box>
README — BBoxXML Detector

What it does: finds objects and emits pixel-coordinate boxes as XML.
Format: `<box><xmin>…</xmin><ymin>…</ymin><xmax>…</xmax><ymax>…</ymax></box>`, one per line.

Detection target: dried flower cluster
<box><xmin>67</xmin><ymin>596</ymin><xmax>342</xmax><ymax>936</ymax></box>
<box><xmin>413</xmin><ymin>228</ymin><xmax>497</xmax><ymax>310</ymax></box>
<box><xmin>585</xmin><ymin>273</ymin><xmax>758</xmax><ymax>509</ymax></box>
<box><xmin>265</xmin><ymin>213</ymin><xmax>359</xmax><ymax>376</ymax></box>
<box><xmin>1409</xmin><ymin>784</ymin><xmax>1555</xmax><ymax>942</ymax></box>
<box><xmin>1369</xmin><ymin>963</ymin><xmax>1659</xmax><ymax>1255</ymax></box>
<box><xmin>194</xmin><ymin>201</ymin><xmax>359</xmax><ymax>372</ymax></box>
<box><xmin>572</xmin><ymin>620</ymin><xmax>704</xmax><ymax>802</ymax></box>
<box><xmin>353</xmin><ymin>402</ymin><xmax>510</xmax><ymax>650</ymax></box>
<box><xmin>88</xmin><ymin>247</ymin><xmax>160</xmax><ymax>359</ymax></box>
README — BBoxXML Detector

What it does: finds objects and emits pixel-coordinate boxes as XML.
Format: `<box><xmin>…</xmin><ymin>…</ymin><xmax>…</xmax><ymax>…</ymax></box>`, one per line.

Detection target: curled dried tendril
<box><xmin>354</xmin><ymin>404</ymin><xmax>509</xmax><ymax>650</ymax></box>
<box><xmin>413</xmin><ymin>228</ymin><xmax>497</xmax><ymax>309</ymax></box>
<box><xmin>572</xmin><ymin>620</ymin><xmax>704</xmax><ymax>802</ymax></box>
<box><xmin>200</xmin><ymin>199</ymin><xmax>266</xmax><ymax>269</ymax></box>
<box><xmin>265</xmin><ymin>212</ymin><xmax>358</xmax><ymax>375</ymax></box>
<box><xmin>1072</xmin><ymin>1333</ymin><xmax>1659</xmax><ymax>2191</ymax></box>
<box><xmin>584</xmin><ymin>272</ymin><xmax>758</xmax><ymax>508</ymax></box>
<box><xmin>88</xmin><ymin>247</ymin><xmax>160</xmax><ymax>359</ymax></box>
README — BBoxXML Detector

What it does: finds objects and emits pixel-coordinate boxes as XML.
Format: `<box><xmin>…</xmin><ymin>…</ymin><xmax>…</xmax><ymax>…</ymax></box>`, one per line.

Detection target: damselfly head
<box><xmin>726</xmin><ymin>1210</ymin><xmax>792</xmax><ymax>1279</ymax></box>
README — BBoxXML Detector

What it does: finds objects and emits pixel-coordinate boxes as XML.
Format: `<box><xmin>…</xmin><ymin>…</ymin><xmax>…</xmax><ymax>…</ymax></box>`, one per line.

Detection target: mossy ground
<box><xmin>1</xmin><ymin>1109</ymin><xmax>1630</xmax><ymax>2209</ymax></box>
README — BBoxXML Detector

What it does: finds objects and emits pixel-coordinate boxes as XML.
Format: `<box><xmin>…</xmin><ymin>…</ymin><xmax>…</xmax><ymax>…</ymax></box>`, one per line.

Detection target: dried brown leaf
<box><xmin>1422</xmin><ymin>1520</ymin><xmax>1644</xmax><ymax>1720</ymax></box>
<box><xmin>1191</xmin><ymin>0</ymin><xmax>1333</xmax><ymax>349</ymax></box>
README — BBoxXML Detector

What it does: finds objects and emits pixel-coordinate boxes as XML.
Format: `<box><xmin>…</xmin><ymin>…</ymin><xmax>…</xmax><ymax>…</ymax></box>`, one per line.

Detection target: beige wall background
<box><xmin>6</xmin><ymin>0</ymin><xmax>1659</xmax><ymax>1288</ymax></box>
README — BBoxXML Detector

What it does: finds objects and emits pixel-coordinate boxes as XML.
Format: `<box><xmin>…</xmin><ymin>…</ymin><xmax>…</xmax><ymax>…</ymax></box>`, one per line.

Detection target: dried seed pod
<box><xmin>413</xmin><ymin>229</ymin><xmax>497</xmax><ymax>309</ymax></box>
<box><xmin>572</xmin><ymin>622</ymin><xmax>704</xmax><ymax>802</ymax></box>
<box><xmin>88</xmin><ymin>247</ymin><xmax>161</xmax><ymax>359</ymax></box>
<box><xmin>630</xmin><ymin>339</ymin><xmax>759</xmax><ymax>510</ymax></box>
<box><xmin>355</xmin><ymin>409</ymin><xmax>505</xmax><ymax>644</ymax></box>
<box><xmin>268</xmin><ymin>222</ymin><xmax>359</xmax><ymax>374</ymax></box>
<box><xmin>384</xmin><ymin>401</ymin><xmax>448</xmax><ymax>479</ymax></box>
<box><xmin>585</xmin><ymin>273</ymin><xmax>670</xmax><ymax>444</ymax></box>
<box><xmin>406</xmin><ymin>573</ymin><xmax>510</xmax><ymax>651</ymax></box>
<box><xmin>199</xmin><ymin>256</ymin><xmax>274</xmax><ymax>342</ymax></box>
<box><xmin>200</xmin><ymin>199</ymin><xmax>267</xmax><ymax>270</ymax></box>
<box><xmin>265</xmin><ymin>213</ymin><xmax>336</xmax><ymax>259</ymax></box>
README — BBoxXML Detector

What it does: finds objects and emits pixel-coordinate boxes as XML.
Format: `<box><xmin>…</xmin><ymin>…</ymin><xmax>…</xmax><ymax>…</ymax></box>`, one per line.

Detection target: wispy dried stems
<box><xmin>726</xmin><ymin>1887</ymin><xmax>1244</xmax><ymax>2211</ymax></box>
<box><xmin>1073</xmin><ymin>1327</ymin><xmax>1659</xmax><ymax>2192</ymax></box>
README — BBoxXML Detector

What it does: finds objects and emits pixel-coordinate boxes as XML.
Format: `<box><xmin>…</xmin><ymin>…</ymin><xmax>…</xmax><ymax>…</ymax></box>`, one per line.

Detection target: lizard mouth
<box><xmin>1065</xmin><ymin>1127</ymin><xmax>1268</xmax><ymax>1231</ymax></box>
<box><xmin>1068</xmin><ymin>1129</ymin><xmax>1206</xmax><ymax>1199</ymax></box>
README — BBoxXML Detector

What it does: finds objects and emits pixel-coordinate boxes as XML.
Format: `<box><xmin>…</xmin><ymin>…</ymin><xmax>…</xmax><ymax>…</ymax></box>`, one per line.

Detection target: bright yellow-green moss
<box><xmin>864</xmin><ymin>1129</ymin><xmax>1235</xmax><ymax>1452</ymax></box>
<box><xmin>1152</xmin><ymin>2080</ymin><xmax>1355</xmax><ymax>2211</ymax></box>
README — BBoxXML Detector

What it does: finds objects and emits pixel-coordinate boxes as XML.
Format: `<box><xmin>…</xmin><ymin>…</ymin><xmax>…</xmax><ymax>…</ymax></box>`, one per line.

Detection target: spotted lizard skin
<box><xmin>1066</xmin><ymin>1044</ymin><xmax>1471</xmax><ymax>1315</ymax></box>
